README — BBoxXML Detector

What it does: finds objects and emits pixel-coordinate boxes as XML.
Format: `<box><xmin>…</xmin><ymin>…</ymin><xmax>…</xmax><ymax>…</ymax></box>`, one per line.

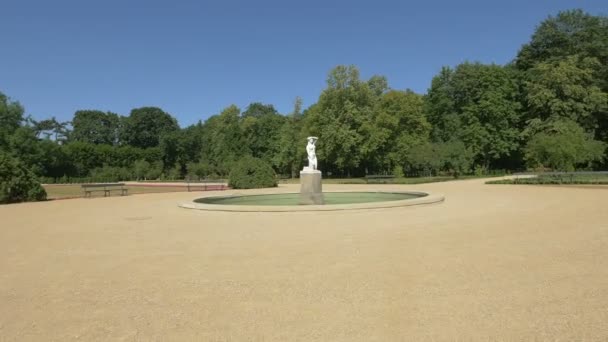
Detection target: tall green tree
<box><xmin>305</xmin><ymin>65</ymin><xmax>379</xmax><ymax>175</ymax></box>
<box><xmin>71</xmin><ymin>110</ymin><xmax>120</xmax><ymax>145</ymax></box>
<box><xmin>122</xmin><ymin>107</ymin><xmax>179</xmax><ymax>148</ymax></box>
<box><xmin>515</xmin><ymin>9</ymin><xmax>608</xmax><ymax>89</ymax></box>
<box><xmin>0</xmin><ymin>92</ymin><xmax>25</xmax><ymax>148</ymax></box>
<box><xmin>524</xmin><ymin>56</ymin><xmax>608</xmax><ymax>135</ymax></box>
<box><xmin>426</xmin><ymin>63</ymin><xmax>523</xmax><ymax>168</ymax></box>
<box><xmin>240</xmin><ymin>103</ymin><xmax>285</xmax><ymax>164</ymax></box>
<box><xmin>201</xmin><ymin>105</ymin><xmax>248</xmax><ymax>175</ymax></box>
<box><xmin>159</xmin><ymin>123</ymin><xmax>203</xmax><ymax>175</ymax></box>
<box><xmin>362</xmin><ymin>90</ymin><xmax>430</xmax><ymax>173</ymax></box>
<box><xmin>275</xmin><ymin>97</ymin><xmax>306</xmax><ymax>177</ymax></box>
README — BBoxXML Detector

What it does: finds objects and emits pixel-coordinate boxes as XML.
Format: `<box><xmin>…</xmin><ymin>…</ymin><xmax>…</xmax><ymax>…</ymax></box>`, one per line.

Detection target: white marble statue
<box><xmin>305</xmin><ymin>136</ymin><xmax>318</xmax><ymax>171</ymax></box>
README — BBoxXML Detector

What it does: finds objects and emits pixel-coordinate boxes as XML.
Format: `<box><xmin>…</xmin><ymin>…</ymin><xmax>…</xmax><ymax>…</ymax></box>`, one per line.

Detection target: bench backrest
<box><xmin>81</xmin><ymin>183</ymin><xmax>125</xmax><ymax>188</ymax></box>
<box><xmin>366</xmin><ymin>175</ymin><xmax>395</xmax><ymax>179</ymax></box>
<box><xmin>187</xmin><ymin>179</ymin><xmax>226</xmax><ymax>184</ymax></box>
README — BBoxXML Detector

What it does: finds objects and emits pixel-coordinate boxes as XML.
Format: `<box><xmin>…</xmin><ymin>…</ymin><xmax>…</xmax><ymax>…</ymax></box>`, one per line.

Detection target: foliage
<box><xmin>133</xmin><ymin>159</ymin><xmax>156</xmax><ymax>180</ymax></box>
<box><xmin>407</xmin><ymin>140</ymin><xmax>474</xmax><ymax>178</ymax></box>
<box><xmin>122</xmin><ymin>107</ymin><xmax>179</xmax><ymax>148</ymax></box>
<box><xmin>524</xmin><ymin>56</ymin><xmax>607</xmax><ymax>133</ymax></box>
<box><xmin>274</xmin><ymin>97</ymin><xmax>306</xmax><ymax>177</ymax></box>
<box><xmin>241</xmin><ymin>103</ymin><xmax>285</xmax><ymax>165</ymax></box>
<box><xmin>0</xmin><ymin>153</ymin><xmax>47</xmax><ymax>204</ymax></box>
<box><xmin>71</xmin><ymin>110</ymin><xmax>120</xmax><ymax>145</ymax></box>
<box><xmin>228</xmin><ymin>157</ymin><xmax>277</xmax><ymax>189</ymax></box>
<box><xmin>89</xmin><ymin>165</ymin><xmax>133</xmax><ymax>182</ymax></box>
<box><xmin>0</xmin><ymin>92</ymin><xmax>25</xmax><ymax>148</ymax></box>
<box><xmin>363</xmin><ymin>90</ymin><xmax>430</xmax><ymax>173</ymax></box>
<box><xmin>426</xmin><ymin>63</ymin><xmax>523</xmax><ymax>167</ymax></box>
<box><xmin>515</xmin><ymin>9</ymin><xmax>608</xmax><ymax>85</ymax></box>
<box><xmin>187</xmin><ymin>161</ymin><xmax>215</xmax><ymax>180</ymax></box>
<box><xmin>524</xmin><ymin>120</ymin><xmax>605</xmax><ymax>171</ymax></box>
<box><xmin>487</xmin><ymin>173</ymin><xmax>608</xmax><ymax>185</ymax></box>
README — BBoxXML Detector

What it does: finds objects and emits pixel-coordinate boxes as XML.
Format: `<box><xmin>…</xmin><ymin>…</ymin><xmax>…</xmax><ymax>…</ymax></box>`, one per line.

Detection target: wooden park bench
<box><xmin>365</xmin><ymin>174</ymin><xmax>395</xmax><ymax>184</ymax></box>
<box><xmin>186</xmin><ymin>179</ymin><xmax>228</xmax><ymax>192</ymax></box>
<box><xmin>82</xmin><ymin>183</ymin><xmax>128</xmax><ymax>198</ymax></box>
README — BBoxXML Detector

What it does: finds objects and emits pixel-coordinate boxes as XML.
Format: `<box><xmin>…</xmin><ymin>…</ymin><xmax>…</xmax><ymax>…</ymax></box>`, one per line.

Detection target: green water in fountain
<box><xmin>194</xmin><ymin>192</ymin><xmax>425</xmax><ymax>206</ymax></box>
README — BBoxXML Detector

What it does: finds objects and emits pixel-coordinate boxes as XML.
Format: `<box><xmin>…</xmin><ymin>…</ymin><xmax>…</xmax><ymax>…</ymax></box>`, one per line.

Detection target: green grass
<box><xmin>278</xmin><ymin>174</ymin><xmax>502</xmax><ymax>185</ymax></box>
<box><xmin>43</xmin><ymin>184</ymin><xmax>192</xmax><ymax>199</ymax></box>
<box><xmin>486</xmin><ymin>173</ymin><xmax>608</xmax><ymax>185</ymax></box>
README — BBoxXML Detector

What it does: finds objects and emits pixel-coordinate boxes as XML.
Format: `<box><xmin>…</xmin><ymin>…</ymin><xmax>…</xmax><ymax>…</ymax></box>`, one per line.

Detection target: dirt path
<box><xmin>1</xmin><ymin>178</ymin><xmax>607</xmax><ymax>340</ymax></box>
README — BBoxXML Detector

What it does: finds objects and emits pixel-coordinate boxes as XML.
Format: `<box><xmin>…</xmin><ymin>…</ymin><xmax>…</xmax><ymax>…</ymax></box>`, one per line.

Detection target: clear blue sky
<box><xmin>1</xmin><ymin>0</ymin><xmax>605</xmax><ymax>127</ymax></box>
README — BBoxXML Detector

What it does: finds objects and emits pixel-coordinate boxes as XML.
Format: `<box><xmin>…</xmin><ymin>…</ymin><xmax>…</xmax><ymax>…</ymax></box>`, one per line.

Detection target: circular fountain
<box><xmin>179</xmin><ymin>136</ymin><xmax>444</xmax><ymax>212</ymax></box>
<box><xmin>180</xmin><ymin>191</ymin><xmax>442</xmax><ymax>212</ymax></box>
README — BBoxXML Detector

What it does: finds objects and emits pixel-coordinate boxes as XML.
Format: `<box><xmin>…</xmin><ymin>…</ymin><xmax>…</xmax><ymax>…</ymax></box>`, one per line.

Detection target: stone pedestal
<box><xmin>299</xmin><ymin>169</ymin><xmax>324</xmax><ymax>205</ymax></box>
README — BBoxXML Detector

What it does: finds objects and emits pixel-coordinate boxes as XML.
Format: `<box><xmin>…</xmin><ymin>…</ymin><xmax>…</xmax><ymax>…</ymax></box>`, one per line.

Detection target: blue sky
<box><xmin>1</xmin><ymin>0</ymin><xmax>606</xmax><ymax>127</ymax></box>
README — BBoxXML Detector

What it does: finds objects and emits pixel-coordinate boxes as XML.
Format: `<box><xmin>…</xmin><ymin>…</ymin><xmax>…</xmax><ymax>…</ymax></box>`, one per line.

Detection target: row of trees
<box><xmin>1</xmin><ymin>9</ymin><xmax>607</xmax><ymax>191</ymax></box>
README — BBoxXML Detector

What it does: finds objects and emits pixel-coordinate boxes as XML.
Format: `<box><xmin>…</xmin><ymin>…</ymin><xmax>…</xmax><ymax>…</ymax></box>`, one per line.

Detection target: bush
<box><xmin>89</xmin><ymin>165</ymin><xmax>133</xmax><ymax>182</ymax></box>
<box><xmin>0</xmin><ymin>153</ymin><xmax>47</xmax><ymax>204</ymax></box>
<box><xmin>228</xmin><ymin>157</ymin><xmax>277</xmax><ymax>189</ymax></box>
<box><xmin>392</xmin><ymin>165</ymin><xmax>405</xmax><ymax>178</ymax></box>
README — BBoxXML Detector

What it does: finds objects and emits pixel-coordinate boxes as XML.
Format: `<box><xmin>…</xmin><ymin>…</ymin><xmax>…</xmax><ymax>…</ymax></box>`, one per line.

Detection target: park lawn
<box><xmin>487</xmin><ymin>173</ymin><xmax>608</xmax><ymax>185</ymax></box>
<box><xmin>43</xmin><ymin>184</ymin><xmax>191</xmax><ymax>199</ymax></box>
<box><xmin>278</xmin><ymin>175</ymin><xmax>500</xmax><ymax>185</ymax></box>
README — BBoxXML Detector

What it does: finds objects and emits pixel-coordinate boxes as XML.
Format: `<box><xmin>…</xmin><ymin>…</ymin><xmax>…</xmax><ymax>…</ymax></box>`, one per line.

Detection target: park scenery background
<box><xmin>1</xmin><ymin>9</ymin><xmax>608</xmax><ymax>203</ymax></box>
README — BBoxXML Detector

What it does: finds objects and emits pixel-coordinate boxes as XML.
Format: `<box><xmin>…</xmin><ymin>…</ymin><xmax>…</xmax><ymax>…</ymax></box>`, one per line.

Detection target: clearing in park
<box><xmin>1</xmin><ymin>178</ymin><xmax>608</xmax><ymax>340</ymax></box>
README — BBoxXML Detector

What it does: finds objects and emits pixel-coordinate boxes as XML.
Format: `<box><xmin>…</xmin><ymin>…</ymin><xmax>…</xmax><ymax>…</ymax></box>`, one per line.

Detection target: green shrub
<box><xmin>228</xmin><ymin>157</ymin><xmax>277</xmax><ymax>189</ymax></box>
<box><xmin>392</xmin><ymin>165</ymin><xmax>405</xmax><ymax>178</ymax></box>
<box><xmin>0</xmin><ymin>153</ymin><xmax>47</xmax><ymax>204</ymax></box>
<box><xmin>89</xmin><ymin>165</ymin><xmax>133</xmax><ymax>182</ymax></box>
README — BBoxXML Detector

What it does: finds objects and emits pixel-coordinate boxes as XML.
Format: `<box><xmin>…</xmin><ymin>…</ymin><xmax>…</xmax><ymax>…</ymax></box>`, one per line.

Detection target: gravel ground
<box><xmin>1</xmin><ymin>178</ymin><xmax>607</xmax><ymax>340</ymax></box>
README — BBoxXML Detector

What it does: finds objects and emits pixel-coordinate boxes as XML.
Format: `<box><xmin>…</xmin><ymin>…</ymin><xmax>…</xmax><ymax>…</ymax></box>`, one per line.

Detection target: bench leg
<box><xmin>122</xmin><ymin>189</ymin><xmax>128</xmax><ymax>196</ymax></box>
<box><xmin>104</xmin><ymin>190</ymin><xmax>110</xmax><ymax>197</ymax></box>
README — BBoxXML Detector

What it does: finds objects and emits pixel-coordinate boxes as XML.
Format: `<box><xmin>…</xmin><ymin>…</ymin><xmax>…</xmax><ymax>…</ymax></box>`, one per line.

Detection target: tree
<box><xmin>240</xmin><ymin>103</ymin><xmax>285</xmax><ymax>164</ymax></box>
<box><xmin>0</xmin><ymin>152</ymin><xmax>47</xmax><ymax>204</ymax></box>
<box><xmin>515</xmin><ymin>9</ymin><xmax>608</xmax><ymax>88</ymax></box>
<box><xmin>362</xmin><ymin>90</ymin><xmax>430</xmax><ymax>173</ymax></box>
<box><xmin>201</xmin><ymin>105</ymin><xmax>249</xmax><ymax>174</ymax></box>
<box><xmin>63</xmin><ymin>142</ymin><xmax>102</xmax><ymax>177</ymax></box>
<box><xmin>440</xmin><ymin>140</ymin><xmax>475</xmax><ymax>178</ymax></box>
<box><xmin>133</xmin><ymin>159</ymin><xmax>151</xmax><ymax>180</ymax></box>
<box><xmin>7</xmin><ymin>127</ymin><xmax>45</xmax><ymax>175</ymax></box>
<box><xmin>426</xmin><ymin>63</ymin><xmax>523</xmax><ymax>168</ymax></box>
<box><xmin>71</xmin><ymin>110</ymin><xmax>120</xmax><ymax>145</ymax></box>
<box><xmin>525</xmin><ymin>119</ymin><xmax>605</xmax><ymax>171</ymax></box>
<box><xmin>524</xmin><ymin>56</ymin><xmax>608</xmax><ymax>134</ymax></box>
<box><xmin>304</xmin><ymin>65</ymin><xmax>379</xmax><ymax>175</ymax></box>
<box><xmin>122</xmin><ymin>107</ymin><xmax>179</xmax><ymax>148</ymax></box>
<box><xmin>407</xmin><ymin>140</ymin><xmax>474</xmax><ymax>178</ymax></box>
<box><xmin>275</xmin><ymin>97</ymin><xmax>306</xmax><ymax>177</ymax></box>
<box><xmin>0</xmin><ymin>92</ymin><xmax>25</xmax><ymax>148</ymax></box>
<box><xmin>407</xmin><ymin>143</ymin><xmax>443</xmax><ymax>176</ymax></box>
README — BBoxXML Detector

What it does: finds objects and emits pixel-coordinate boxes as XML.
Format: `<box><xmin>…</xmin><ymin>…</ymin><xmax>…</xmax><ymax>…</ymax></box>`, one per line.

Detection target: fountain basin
<box><xmin>179</xmin><ymin>191</ymin><xmax>444</xmax><ymax>212</ymax></box>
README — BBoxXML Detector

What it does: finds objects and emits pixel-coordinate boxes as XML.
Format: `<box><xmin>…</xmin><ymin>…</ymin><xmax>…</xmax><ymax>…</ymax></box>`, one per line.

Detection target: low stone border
<box><xmin>178</xmin><ymin>191</ymin><xmax>444</xmax><ymax>212</ymax></box>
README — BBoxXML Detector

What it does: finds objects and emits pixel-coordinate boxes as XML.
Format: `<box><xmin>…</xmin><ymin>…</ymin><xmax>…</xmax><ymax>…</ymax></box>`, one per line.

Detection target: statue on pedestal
<box><xmin>304</xmin><ymin>136</ymin><xmax>318</xmax><ymax>171</ymax></box>
<box><xmin>300</xmin><ymin>136</ymin><xmax>323</xmax><ymax>204</ymax></box>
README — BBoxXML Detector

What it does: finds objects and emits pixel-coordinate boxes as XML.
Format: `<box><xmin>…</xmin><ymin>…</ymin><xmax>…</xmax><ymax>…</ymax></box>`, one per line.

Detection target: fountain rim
<box><xmin>179</xmin><ymin>190</ymin><xmax>444</xmax><ymax>212</ymax></box>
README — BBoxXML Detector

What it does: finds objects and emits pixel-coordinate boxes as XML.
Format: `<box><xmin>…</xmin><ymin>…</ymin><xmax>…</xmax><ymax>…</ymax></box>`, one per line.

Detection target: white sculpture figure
<box><xmin>306</xmin><ymin>136</ymin><xmax>318</xmax><ymax>171</ymax></box>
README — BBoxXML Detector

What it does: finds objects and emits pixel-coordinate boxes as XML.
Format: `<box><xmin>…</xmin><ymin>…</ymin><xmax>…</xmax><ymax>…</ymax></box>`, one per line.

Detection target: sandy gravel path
<box><xmin>1</xmin><ymin>178</ymin><xmax>607</xmax><ymax>340</ymax></box>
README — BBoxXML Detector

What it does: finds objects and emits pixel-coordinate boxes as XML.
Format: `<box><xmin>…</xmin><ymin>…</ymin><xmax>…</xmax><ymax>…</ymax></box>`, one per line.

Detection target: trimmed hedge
<box><xmin>0</xmin><ymin>153</ymin><xmax>47</xmax><ymax>204</ymax></box>
<box><xmin>229</xmin><ymin>157</ymin><xmax>277</xmax><ymax>189</ymax></box>
<box><xmin>486</xmin><ymin>173</ymin><xmax>608</xmax><ymax>185</ymax></box>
